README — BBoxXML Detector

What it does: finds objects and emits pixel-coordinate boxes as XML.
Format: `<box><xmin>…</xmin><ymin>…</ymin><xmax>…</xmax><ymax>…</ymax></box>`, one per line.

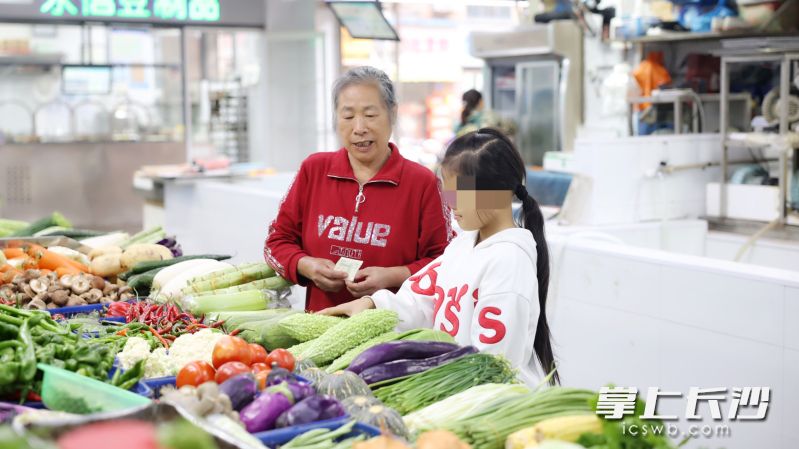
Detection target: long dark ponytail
<box><xmin>460</xmin><ymin>89</ymin><xmax>482</xmax><ymax>127</ymax></box>
<box><xmin>442</xmin><ymin>127</ymin><xmax>558</xmax><ymax>385</ymax></box>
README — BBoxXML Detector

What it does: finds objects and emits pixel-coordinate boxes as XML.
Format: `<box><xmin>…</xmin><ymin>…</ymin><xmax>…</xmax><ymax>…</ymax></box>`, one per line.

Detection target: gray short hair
<box><xmin>332</xmin><ymin>66</ymin><xmax>397</xmax><ymax>126</ymax></box>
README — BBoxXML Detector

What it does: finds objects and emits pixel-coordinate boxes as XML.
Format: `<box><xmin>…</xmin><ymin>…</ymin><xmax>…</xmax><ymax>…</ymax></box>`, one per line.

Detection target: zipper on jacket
<box><xmin>355</xmin><ymin>184</ymin><xmax>366</xmax><ymax>213</ymax></box>
<box><xmin>327</xmin><ymin>175</ymin><xmax>398</xmax><ymax>214</ymax></box>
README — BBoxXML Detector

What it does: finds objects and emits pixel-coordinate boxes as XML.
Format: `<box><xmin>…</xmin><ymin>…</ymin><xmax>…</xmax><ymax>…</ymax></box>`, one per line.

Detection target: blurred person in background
<box><xmin>454</xmin><ymin>89</ymin><xmax>517</xmax><ymax>139</ymax></box>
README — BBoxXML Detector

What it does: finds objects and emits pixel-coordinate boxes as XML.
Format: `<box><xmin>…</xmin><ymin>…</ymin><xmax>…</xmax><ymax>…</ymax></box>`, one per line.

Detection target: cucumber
<box><xmin>121</xmin><ymin>254</ymin><xmax>232</xmax><ymax>279</ymax></box>
<box><xmin>9</xmin><ymin>212</ymin><xmax>72</xmax><ymax>237</ymax></box>
<box><xmin>38</xmin><ymin>228</ymin><xmax>108</xmax><ymax>239</ymax></box>
<box><xmin>127</xmin><ymin>267</ymin><xmax>165</xmax><ymax>297</ymax></box>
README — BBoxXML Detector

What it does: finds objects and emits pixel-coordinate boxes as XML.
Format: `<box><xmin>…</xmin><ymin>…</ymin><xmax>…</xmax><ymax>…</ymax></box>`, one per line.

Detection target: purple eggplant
<box><xmin>359</xmin><ymin>345</ymin><xmax>478</xmax><ymax>384</ymax></box>
<box><xmin>275</xmin><ymin>395</ymin><xmax>345</xmax><ymax>428</ymax></box>
<box><xmin>219</xmin><ymin>373</ymin><xmax>258</xmax><ymax>411</ymax></box>
<box><xmin>266</xmin><ymin>367</ymin><xmax>292</xmax><ymax>386</ymax></box>
<box><xmin>318</xmin><ymin>396</ymin><xmax>345</xmax><ymax>420</ymax></box>
<box><xmin>285</xmin><ymin>380</ymin><xmax>315</xmax><ymax>402</ymax></box>
<box><xmin>157</xmin><ymin>237</ymin><xmax>183</xmax><ymax>257</ymax></box>
<box><xmin>348</xmin><ymin>340</ymin><xmax>459</xmax><ymax>374</ymax></box>
<box><xmin>239</xmin><ymin>385</ymin><xmax>294</xmax><ymax>433</ymax></box>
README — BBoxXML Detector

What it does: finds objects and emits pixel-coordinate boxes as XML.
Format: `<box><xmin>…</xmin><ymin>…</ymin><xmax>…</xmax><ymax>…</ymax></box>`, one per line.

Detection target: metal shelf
<box><xmin>615</xmin><ymin>30</ymin><xmax>799</xmax><ymax>45</ymax></box>
<box><xmin>719</xmin><ymin>51</ymin><xmax>799</xmax><ymax>226</ymax></box>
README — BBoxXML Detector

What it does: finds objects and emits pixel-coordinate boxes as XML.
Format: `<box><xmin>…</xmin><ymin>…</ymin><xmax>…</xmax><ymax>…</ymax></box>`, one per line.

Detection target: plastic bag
<box><xmin>632</xmin><ymin>52</ymin><xmax>672</xmax><ymax>111</ymax></box>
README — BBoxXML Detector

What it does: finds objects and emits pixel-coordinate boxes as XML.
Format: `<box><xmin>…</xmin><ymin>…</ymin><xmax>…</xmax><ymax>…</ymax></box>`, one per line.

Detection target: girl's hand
<box><xmin>345</xmin><ymin>266</ymin><xmax>410</xmax><ymax>297</ymax></box>
<box><xmin>297</xmin><ymin>256</ymin><xmax>348</xmax><ymax>292</ymax></box>
<box><xmin>316</xmin><ymin>297</ymin><xmax>375</xmax><ymax>317</ymax></box>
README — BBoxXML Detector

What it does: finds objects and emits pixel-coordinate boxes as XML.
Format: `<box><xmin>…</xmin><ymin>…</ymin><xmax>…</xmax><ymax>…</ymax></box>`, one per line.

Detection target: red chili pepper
<box><xmin>229</xmin><ymin>329</ymin><xmax>242</xmax><ymax>337</ymax></box>
<box><xmin>210</xmin><ymin>320</ymin><xmax>226</xmax><ymax>329</ymax></box>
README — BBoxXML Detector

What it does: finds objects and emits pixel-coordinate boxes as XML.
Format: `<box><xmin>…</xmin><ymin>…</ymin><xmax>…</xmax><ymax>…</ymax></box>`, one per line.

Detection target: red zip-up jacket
<box><xmin>264</xmin><ymin>144</ymin><xmax>454</xmax><ymax>311</ymax></box>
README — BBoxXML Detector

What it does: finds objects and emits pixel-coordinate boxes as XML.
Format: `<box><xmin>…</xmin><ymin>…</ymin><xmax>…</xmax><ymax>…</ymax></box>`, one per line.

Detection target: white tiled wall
<box><xmin>548</xmin><ymin>234</ymin><xmax>799</xmax><ymax>449</ymax></box>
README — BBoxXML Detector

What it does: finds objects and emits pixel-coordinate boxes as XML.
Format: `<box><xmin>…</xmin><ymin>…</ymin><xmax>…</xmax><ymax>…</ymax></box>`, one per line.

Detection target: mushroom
<box><xmin>60</xmin><ymin>275</ymin><xmax>76</xmax><ymax>288</ymax></box>
<box><xmin>90</xmin><ymin>276</ymin><xmax>106</xmax><ymax>290</ymax></box>
<box><xmin>102</xmin><ymin>282</ymin><xmax>116</xmax><ymax>295</ymax></box>
<box><xmin>106</xmin><ymin>291</ymin><xmax>119</xmax><ymax>302</ymax></box>
<box><xmin>82</xmin><ymin>288</ymin><xmax>103</xmax><ymax>304</ymax></box>
<box><xmin>46</xmin><ymin>302</ymin><xmax>57</xmax><ymax>310</ymax></box>
<box><xmin>24</xmin><ymin>270</ymin><xmax>41</xmax><ymax>280</ymax></box>
<box><xmin>30</xmin><ymin>278</ymin><xmax>49</xmax><ymax>295</ymax></box>
<box><xmin>71</xmin><ymin>278</ymin><xmax>91</xmax><ymax>295</ymax></box>
<box><xmin>0</xmin><ymin>286</ymin><xmax>14</xmax><ymax>299</ymax></box>
<box><xmin>66</xmin><ymin>295</ymin><xmax>87</xmax><ymax>307</ymax></box>
<box><xmin>21</xmin><ymin>284</ymin><xmax>36</xmax><ymax>299</ymax></box>
<box><xmin>32</xmin><ymin>292</ymin><xmax>48</xmax><ymax>304</ymax></box>
<box><xmin>120</xmin><ymin>292</ymin><xmax>134</xmax><ymax>301</ymax></box>
<box><xmin>50</xmin><ymin>289</ymin><xmax>69</xmax><ymax>306</ymax></box>
<box><xmin>26</xmin><ymin>298</ymin><xmax>47</xmax><ymax>310</ymax></box>
<box><xmin>12</xmin><ymin>275</ymin><xmax>25</xmax><ymax>286</ymax></box>
<box><xmin>47</xmin><ymin>271</ymin><xmax>58</xmax><ymax>283</ymax></box>
<box><xmin>100</xmin><ymin>296</ymin><xmax>113</xmax><ymax>304</ymax></box>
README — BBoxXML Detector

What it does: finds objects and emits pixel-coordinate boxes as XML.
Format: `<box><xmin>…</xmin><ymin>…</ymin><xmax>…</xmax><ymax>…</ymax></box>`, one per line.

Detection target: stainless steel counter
<box><xmin>0</xmin><ymin>141</ymin><xmax>185</xmax><ymax>231</ymax></box>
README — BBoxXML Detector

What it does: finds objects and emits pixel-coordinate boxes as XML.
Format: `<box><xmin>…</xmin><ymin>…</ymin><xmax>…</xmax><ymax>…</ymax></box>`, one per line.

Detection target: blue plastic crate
<box><xmin>253</xmin><ymin>416</ymin><xmax>350</xmax><ymax>446</ymax></box>
<box><xmin>48</xmin><ymin>303</ymin><xmax>105</xmax><ymax>318</ymax></box>
<box><xmin>141</xmin><ymin>376</ymin><xmax>176</xmax><ymax>398</ymax></box>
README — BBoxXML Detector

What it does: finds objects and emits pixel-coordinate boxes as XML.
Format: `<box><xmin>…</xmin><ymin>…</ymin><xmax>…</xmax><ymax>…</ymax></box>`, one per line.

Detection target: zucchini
<box><xmin>127</xmin><ymin>267</ymin><xmax>165</xmax><ymax>297</ymax></box>
<box><xmin>9</xmin><ymin>212</ymin><xmax>71</xmax><ymax>237</ymax></box>
<box><xmin>122</xmin><ymin>254</ymin><xmax>232</xmax><ymax>279</ymax></box>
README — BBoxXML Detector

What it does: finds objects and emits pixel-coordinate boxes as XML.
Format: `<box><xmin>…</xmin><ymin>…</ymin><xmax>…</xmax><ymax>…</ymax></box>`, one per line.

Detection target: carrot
<box><xmin>0</xmin><ymin>265</ymin><xmax>14</xmax><ymax>273</ymax></box>
<box><xmin>2</xmin><ymin>248</ymin><xmax>24</xmax><ymax>259</ymax></box>
<box><xmin>26</xmin><ymin>244</ymin><xmax>89</xmax><ymax>273</ymax></box>
<box><xmin>2</xmin><ymin>269</ymin><xmax>22</xmax><ymax>284</ymax></box>
<box><xmin>56</xmin><ymin>266</ymin><xmax>81</xmax><ymax>277</ymax></box>
<box><xmin>39</xmin><ymin>269</ymin><xmax>52</xmax><ymax>276</ymax></box>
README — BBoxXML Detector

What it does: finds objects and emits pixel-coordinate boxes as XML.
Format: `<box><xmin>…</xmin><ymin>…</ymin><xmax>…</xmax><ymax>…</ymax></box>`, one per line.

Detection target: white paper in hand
<box><xmin>334</xmin><ymin>257</ymin><xmax>363</xmax><ymax>282</ymax></box>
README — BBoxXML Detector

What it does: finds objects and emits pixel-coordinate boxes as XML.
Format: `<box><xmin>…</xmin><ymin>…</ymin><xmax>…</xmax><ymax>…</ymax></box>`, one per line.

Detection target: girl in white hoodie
<box><xmin>319</xmin><ymin>128</ymin><xmax>557</xmax><ymax>386</ymax></box>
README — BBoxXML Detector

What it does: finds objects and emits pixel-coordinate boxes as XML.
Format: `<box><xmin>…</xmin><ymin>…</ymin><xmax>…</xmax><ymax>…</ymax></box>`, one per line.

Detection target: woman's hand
<box><xmin>317</xmin><ymin>297</ymin><xmax>375</xmax><ymax>317</ymax></box>
<box><xmin>297</xmin><ymin>256</ymin><xmax>348</xmax><ymax>292</ymax></box>
<box><xmin>345</xmin><ymin>266</ymin><xmax>410</xmax><ymax>297</ymax></box>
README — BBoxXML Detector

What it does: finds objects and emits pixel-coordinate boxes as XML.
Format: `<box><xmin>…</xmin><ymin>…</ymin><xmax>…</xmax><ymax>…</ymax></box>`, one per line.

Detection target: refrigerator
<box><xmin>470</xmin><ymin>22</ymin><xmax>583</xmax><ymax>166</ymax></box>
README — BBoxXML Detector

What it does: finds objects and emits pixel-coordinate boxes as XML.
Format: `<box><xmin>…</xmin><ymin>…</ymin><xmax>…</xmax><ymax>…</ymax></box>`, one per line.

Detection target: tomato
<box><xmin>176</xmin><ymin>361</ymin><xmax>215</xmax><ymax>388</ymax></box>
<box><xmin>212</xmin><ymin>336</ymin><xmax>252</xmax><ymax>368</ymax></box>
<box><xmin>249</xmin><ymin>343</ymin><xmax>268</xmax><ymax>364</ymax></box>
<box><xmin>265</xmin><ymin>348</ymin><xmax>295</xmax><ymax>372</ymax></box>
<box><xmin>215</xmin><ymin>361</ymin><xmax>251</xmax><ymax>384</ymax></box>
<box><xmin>251</xmin><ymin>362</ymin><xmax>271</xmax><ymax>374</ymax></box>
<box><xmin>255</xmin><ymin>370</ymin><xmax>269</xmax><ymax>390</ymax></box>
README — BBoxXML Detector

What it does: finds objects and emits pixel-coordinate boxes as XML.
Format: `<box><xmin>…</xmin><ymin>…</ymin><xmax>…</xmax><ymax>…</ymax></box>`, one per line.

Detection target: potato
<box><xmin>120</xmin><ymin>244</ymin><xmax>173</xmax><ymax>269</ymax></box>
<box><xmin>89</xmin><ymin>246</ymin><xmax>122</xmax><ymax>260</ymax></box>
<box><xmin>91</xmin><ymin>253</ymin><xmax>124</xmax><ymax>277</ymax></box>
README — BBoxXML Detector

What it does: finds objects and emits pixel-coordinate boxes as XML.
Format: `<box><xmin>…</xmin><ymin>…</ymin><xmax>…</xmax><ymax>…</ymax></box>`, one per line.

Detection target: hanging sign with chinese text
<box><xmin>0</xmin><ymin>0</ymin><xmax>264</xmax><ymax>27</ymax></box>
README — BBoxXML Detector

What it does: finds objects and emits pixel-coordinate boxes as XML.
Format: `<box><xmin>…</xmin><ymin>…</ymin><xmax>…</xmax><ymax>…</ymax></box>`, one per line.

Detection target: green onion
<box><xmin>403</xmin><ymin>383</ymin><xmax>531</xmax><ymax>436</ymax></box>
<box><xmin>443</xmin><ymin>387</ymin><xmax>597</xmax><ymax>449</ymax></box>
<box><xmin>373</xmin><ymin>353</ymin><xmax>519</xmax><ymax>415</ymax></box>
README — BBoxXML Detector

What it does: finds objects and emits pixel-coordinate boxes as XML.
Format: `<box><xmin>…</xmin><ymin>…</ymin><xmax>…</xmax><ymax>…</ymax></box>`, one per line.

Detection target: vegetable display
<box><xmin>0</xmin><ymin>217</ymin><xmax>679</xmax><ymax>449</ymax></box>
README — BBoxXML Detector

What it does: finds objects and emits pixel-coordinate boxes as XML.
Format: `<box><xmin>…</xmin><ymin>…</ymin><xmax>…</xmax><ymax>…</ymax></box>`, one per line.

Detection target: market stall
<box><xmin>0</xmin><ymin>214</ymin><xmax>678</xmax><ymax>449</ymax></box>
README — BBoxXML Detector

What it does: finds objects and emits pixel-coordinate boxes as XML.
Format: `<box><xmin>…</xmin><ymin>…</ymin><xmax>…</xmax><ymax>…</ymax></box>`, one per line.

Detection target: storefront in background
<box><xmin>0</xmin><ymin>0</ymin><xmax>265</xmax><ymax>229</ymax></box>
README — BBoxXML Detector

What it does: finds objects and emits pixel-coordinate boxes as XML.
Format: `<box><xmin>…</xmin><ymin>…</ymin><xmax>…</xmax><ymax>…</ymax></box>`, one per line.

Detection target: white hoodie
<box><xmin>371</xmin><ymin>227</ymin><xmax>544</xmax><ymax>386</ymax></box>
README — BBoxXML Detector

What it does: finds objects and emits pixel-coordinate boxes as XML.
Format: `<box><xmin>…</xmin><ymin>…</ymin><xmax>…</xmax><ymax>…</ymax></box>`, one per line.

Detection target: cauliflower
<box><xmin>117</xmin><ymin>337</ymin><xmax>151</xmax><ymax>370</ymax></box>
<box><xmin>144</xmin><ymin>347</ymin><xmax>172</xmax><ymax>378</ymax></box>
<box><xmin>167</xmin><ymin>329</ymin><xmax>224</xmax><ymax>373</ymax></box>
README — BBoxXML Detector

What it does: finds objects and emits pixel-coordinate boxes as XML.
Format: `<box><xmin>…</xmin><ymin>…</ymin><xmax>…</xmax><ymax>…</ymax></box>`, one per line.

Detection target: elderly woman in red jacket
<box><xmin>264</xmin><ymin>66</ymin><xmax>454</xmax><ymax>312</ymax></box>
